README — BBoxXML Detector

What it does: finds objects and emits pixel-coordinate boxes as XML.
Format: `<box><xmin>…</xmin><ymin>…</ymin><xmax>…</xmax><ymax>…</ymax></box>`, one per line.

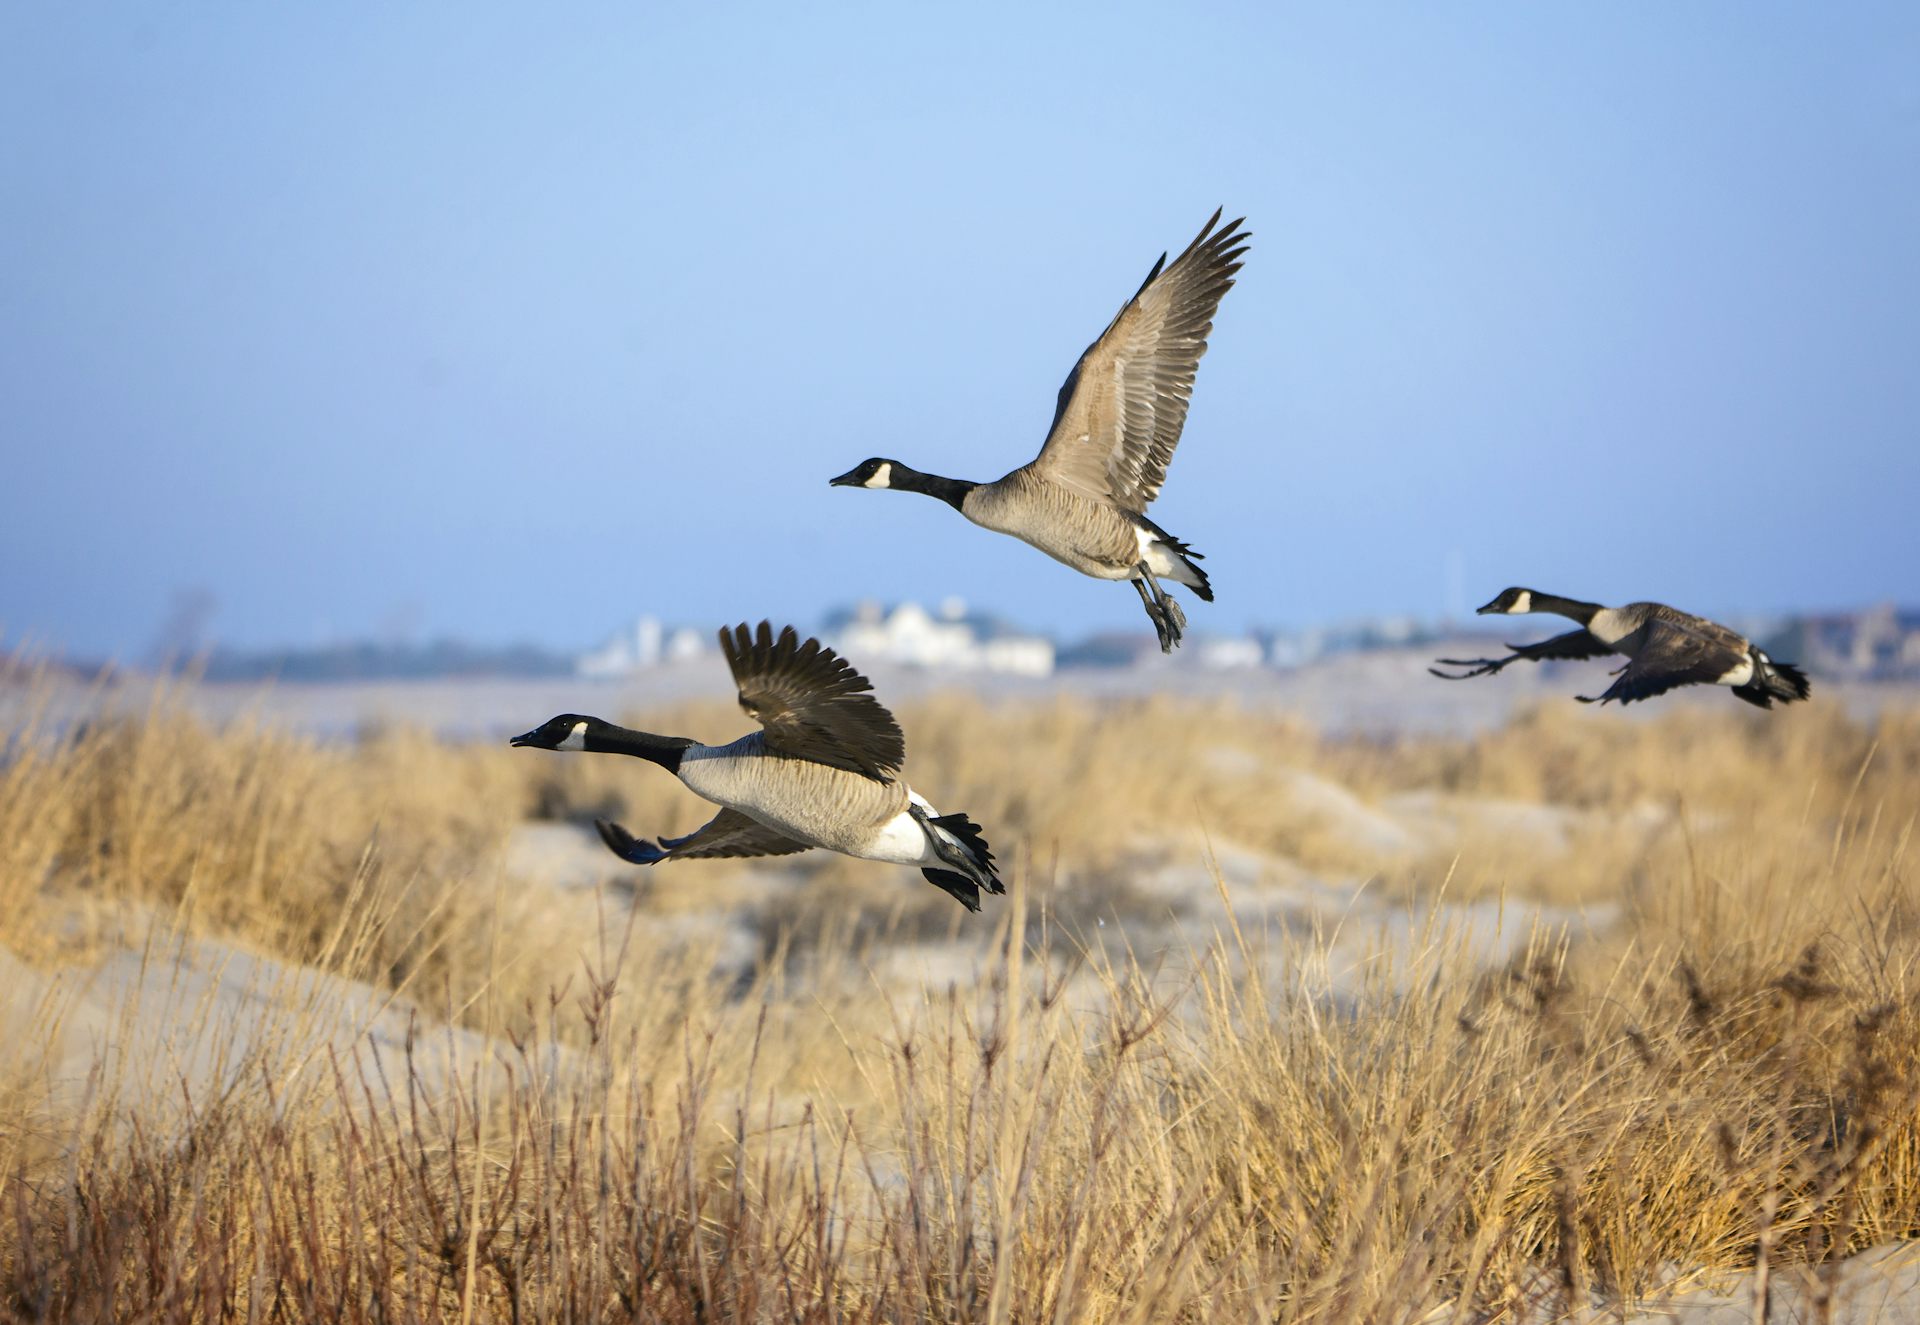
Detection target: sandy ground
<box><xmin>1574</xmin><ymin>1241</ymin><xmax>1920</xmax><ymax>1323</ymax></box>
<box><xmin>0</xmin><ymin>913</ymin><xmax>536</xmax><ymax>1125</ymax></box>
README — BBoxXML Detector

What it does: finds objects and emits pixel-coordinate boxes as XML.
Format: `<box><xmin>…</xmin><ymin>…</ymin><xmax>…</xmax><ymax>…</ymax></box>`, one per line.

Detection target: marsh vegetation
<box><xmin>3</xmin><ymin>661</ymin><xmax>1918</xmax><ymax>1320</ymax></box>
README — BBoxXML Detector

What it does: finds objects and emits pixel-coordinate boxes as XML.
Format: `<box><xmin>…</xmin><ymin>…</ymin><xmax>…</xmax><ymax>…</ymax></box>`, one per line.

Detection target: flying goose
<box><xmin>830</xmin><ymin>209</ymin><xmax>1250</xmax><ymax>652</ymax></box>
<box><xmin>509</xmin><ymin>622</ymin><xmax>1003</xmax><ymax>910</ymax></box>
<box><xmin>1431</xmin><ymin>588</ymin><xmax>1811</xmax><ymax>709</ymax></box>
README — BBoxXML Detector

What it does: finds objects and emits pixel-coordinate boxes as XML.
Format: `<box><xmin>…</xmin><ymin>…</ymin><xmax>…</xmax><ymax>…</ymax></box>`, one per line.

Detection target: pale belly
<box><xmin>973</xmin><ymin>512</ymin><xmax>1136</xmax><ymax>579</ymax></box>
<box><xmin>963</xmin><ymin>484</ymin><xmax>1138</xmax><ymax>579</ymax></box>
<box><xmin>677</xmin><ymin>748</ymin><xmax>937</xmax><ymax>864</ymax></box>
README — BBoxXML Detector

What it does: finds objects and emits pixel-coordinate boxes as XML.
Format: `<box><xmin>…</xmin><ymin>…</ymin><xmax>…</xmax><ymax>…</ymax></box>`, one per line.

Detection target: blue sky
<box><xmin>4</xmin><ymin>4</ymin><xmax>1917</xmax><ymax>658</ymax></box>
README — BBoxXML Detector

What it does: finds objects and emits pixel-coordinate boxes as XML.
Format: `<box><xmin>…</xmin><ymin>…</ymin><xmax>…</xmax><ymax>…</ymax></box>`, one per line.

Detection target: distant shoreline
<box><xmin>11</xmin><ymin>647</ymin><xmax>1915</xmax><ymax>743</ymax></box>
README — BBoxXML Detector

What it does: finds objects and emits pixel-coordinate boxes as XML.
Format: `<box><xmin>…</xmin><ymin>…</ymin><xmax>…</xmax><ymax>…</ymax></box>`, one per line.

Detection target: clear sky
<box><xmin>4</xmin><ymin>4</ymin><xmax>1917</xmax><ymax>659</ymax></box>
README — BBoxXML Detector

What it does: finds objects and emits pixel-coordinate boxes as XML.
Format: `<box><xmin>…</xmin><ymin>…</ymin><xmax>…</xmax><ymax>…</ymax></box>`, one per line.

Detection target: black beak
<box><xmin>1474</xmin><ymin>599</ymin><xmax>1501</xmax><ymax>615</ymax></box>
<box><xmin>828</xmin><ymin>467</ymin><xmax>862</xmax><ymax>487</ymax></box>
<box><xmin>509</xmin><ymin>729</ymin><xmax>541</xmax><ymax>748</ymax></box>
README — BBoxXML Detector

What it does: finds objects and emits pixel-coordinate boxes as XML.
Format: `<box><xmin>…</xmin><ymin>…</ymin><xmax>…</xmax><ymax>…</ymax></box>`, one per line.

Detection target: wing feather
<box><xmin>1026</xmin><ymin>209</ymin><xmax>1250</xmax><ymax>511</ymax></box>
<box><xmin>1515</xmin><ymin>629</ymin><xmax>1614</xmax><ymax>663</ymax></box>
<box><xmin>1586</xmin><ymin>618</ymin><xmax>1742</xmax><ymax>705</ymax></box>
<box><xmin>719</xmin><ymin>622</ymin><xmax>905</xmax><ymax>780</ymax></box>
<box><xmin>597</xmin><ymin>809</ymin><xmax>810</xmax><ymax>864</ymax></box>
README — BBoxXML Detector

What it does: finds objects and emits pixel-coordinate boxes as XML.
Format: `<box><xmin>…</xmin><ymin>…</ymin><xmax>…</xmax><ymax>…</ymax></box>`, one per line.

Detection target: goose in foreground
<box><xmin>1431</xmin><ymin>588</ymin><xmax>1811</xmax><ymax>709</ymax></box>
<box><xmin>509</xmin><ymin>623</ymin><xmax>1003</xmax><ymax>910</ymax></box>
<box><xmin>830</xmin><ymin>208</ymin><xmax>1250</xmax><ymax>653</ymax></box>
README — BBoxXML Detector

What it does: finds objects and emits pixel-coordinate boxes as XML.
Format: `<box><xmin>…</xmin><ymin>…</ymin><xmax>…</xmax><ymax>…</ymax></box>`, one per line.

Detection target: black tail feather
<box><xmin>1732</xmin><ymin>656</ymin><xmax>1812</xmax><ymax>710</ymax></box>
<box><xmin>1181</xmin><ymin>555</ymin><xmax>1214</xmax><ymax>603</ymax></box>
<box><xmin>1767</xmin><ymin>660</ymin><xmax>1812</xmax><ymax>702</ymax></box>
<box><xmin>1162</xmin><ymin>535</ymin><xmax>1213</xmax><ymax>602</ymax></box>
<box><xmin>922</xmin><ymin>811</ymin><xmax>1003</xmax><ymax>908</ymax></box>
<box><xmin>928</xmin><ymin>811</ymin><xmax>1000</xmax><ymax>885</ymax></box>
<box><xmin>922</xmin><ymin>868</ymin><xmax>983</xmax><ymax>911</ymax></box>
<box><xmin>1137</xmin><ymin>517</ymin><xmax>1213</xmax><ymax>602</ymax></box>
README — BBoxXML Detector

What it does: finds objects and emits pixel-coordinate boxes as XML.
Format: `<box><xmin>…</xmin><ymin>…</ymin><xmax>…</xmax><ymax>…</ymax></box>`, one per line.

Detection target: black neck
<box><xmin>586</xmin><ymin>725</ymin><xmax>696</xmax><ymax>772</ymax></box>
<box><xmin>891</xmin><ymin>463</ymin><xmax>977</xmax><ymax>513</ymax></box>
<box><xmin>1529</xmin><ymin>592</ymin><xmax>1603</xmax><ymax>625</ymax></box>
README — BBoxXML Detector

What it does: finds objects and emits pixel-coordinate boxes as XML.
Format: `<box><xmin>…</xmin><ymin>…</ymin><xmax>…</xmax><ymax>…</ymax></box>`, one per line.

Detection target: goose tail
<box><xmin>919</xmin><ymin>811</ymin><xmax>1003</xmax><ymax>911</ymax></box>
<box><xmin>1171</xmin><ymin>542</ymin><xmax>1213</xmax><ymax>602</ymax></box>
<box><xmin>1136</xmin><ymin>516</ymin><xmax>1213</xmax><ymax>602</ymax></box>
<box><xmin>1760</xmin><ymin>658</ymin><xmax>1811</xmax><ymax>704</ymax></box>
<box><xmin>1733</xmin><ymin>653</ymin><xmax>1812</xmax><ymax>709</ymax></box>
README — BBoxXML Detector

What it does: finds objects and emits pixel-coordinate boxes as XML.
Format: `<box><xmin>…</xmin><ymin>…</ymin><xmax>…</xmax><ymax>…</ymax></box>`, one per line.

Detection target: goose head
<box><xmin>509</xmin><ymin>713</ymin><xmax>602</xmax><ymax>751</ymax></box>
<box><xmin>829</xmin><ymin>458</ymin><xmax>899</xmax><ymax>490</ymax></box>
<box><xmin>1476</xmin><ymin>588</ymin><xmax>1538</xmax><ymax>615</ymax></box>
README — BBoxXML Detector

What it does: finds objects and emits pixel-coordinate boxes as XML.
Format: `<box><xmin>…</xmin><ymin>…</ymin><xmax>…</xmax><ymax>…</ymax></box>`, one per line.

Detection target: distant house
<box><xmin>1190</xmin><ymin>635</ymin><xmax>1265</xmax><ymax>670</ymax></box>
<box><xmin>1055</xmin><ymin>629</ymin><xmax>1267</xmax><ymax>670</ymax></box>
<box><xmin>1054</xmin><ymin>631</ymin><xmax>1163</xmax><ymax>670</ymax></box>
<box><xmin>1263</xmin><ymin>617</ymin><xmax>1444</xmax><ymax>671</ymax></box>
<box><xmin>825</xmin><ymin>599</ymin><xmax>1054</xmax><ymax>677</ymax></box>
<box><xmin>1773</xmin><ymin>604</ymin><xmax>1920</xmax><ymax>681</ymax></box>
<box><xmin>1264</xmin><ymin>631</ymin><xmax>1317</xmax><ymax>670</ymax></box>
<box><xmin>576</xmin><ymin>617</ymin><xmax>710</xmax><ymax>678</ymax></box>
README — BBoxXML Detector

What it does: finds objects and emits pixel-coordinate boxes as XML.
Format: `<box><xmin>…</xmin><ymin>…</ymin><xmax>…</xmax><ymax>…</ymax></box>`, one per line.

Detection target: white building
<box><xmin>1191</xmin><ymin>635</ymin><xmax>1266</xmax><ymax>670</ymax></box>
<box><xmin>830</xmin><ymin>599</ymin><xmax>1054</xmax><ymax>677</ymax></box>
<box><xmin>576</xmin><ymin>616</ymin><xmax>707</xmax><ymax>678</ymax></box>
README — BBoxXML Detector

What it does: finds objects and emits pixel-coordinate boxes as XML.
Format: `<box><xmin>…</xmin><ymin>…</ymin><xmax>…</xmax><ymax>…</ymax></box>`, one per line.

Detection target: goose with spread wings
<box><xmin>510</xmin><ymin>622</ymin><xmax>1002</xmax><ymax>910</ymax></box>
<box><xmin>831</xmin><ymin>209</ymin><xmax>1250</xmax><ymax>652</ymax></box>
<box><xmin>1431</xmin><ymin>588</ymin><xmax>1811</xmax><ymax>709</ymax></box>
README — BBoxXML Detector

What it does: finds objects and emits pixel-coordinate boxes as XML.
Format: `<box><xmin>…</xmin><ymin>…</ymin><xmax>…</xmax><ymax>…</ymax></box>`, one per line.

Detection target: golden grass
<box><xmin>2</xmin><ymin>663</ymin><xmax>1918</xmax><ymax>1320</ymax></box>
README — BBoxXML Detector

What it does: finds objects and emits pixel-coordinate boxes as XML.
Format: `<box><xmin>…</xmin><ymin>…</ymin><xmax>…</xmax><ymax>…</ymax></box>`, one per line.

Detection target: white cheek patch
<box><xmin>1509</xmin><ymin>590</ymin><xmax>1532</xmax><ymax>614</ymax></box>
<box><xmin>558</xmin><ymin>724</ymin><xmax>588</xmax><ymax>751</ymax></box>
<box><xmin>864</xmin><ymin>462</ymin><xmax>893</xmax><ymax>489</ymax></box>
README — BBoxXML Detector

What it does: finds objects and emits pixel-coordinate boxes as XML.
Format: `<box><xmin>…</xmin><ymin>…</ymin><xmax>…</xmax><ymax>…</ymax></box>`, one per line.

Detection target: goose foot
<box><xmin>1133</xmin><ymin>573</ymin><xmax>1185</xmax><ymax>653</ymax></box>
<box><xmin>1430</xmin><ymin>656</ymin><xmax>1512</xmax><ymax>680</ymax></box>
<box><xmin>1152</xmin><ymin>604</ymin><xmax>1178</xmax><ymax>652</ymax></box>
<box><xmin>1143</xmin><ymin>599</ymin><xmax>1176</xmax><ymax>652</ymax></box>
<box><xmin>1163</xmin><ymin>593</ymin><xmax>1187</xmax><ymax>635</ymax></box>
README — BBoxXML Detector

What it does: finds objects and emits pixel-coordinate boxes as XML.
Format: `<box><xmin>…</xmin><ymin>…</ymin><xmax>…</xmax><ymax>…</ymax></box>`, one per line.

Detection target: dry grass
<box><xmin>2</xmin><ymin>659</ymin><xmax>1919</xmax><ymax>1321</ymax></box>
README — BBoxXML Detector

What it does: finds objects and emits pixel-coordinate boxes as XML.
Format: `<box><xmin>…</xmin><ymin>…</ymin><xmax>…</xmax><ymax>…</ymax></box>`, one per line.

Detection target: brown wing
<box><xmin>719</xmin><ymin>622</ymin><xmax>905</xmax><ymax>781</ymax></box>
<box><xmin>1515</xmin><ymin>629</ymin><xmax>1615</xmax><ymax>663</ymax></box>
<box><xmin>1024</xmin><ymin>209</ymin><xmax>1250</xmax><ymax>512</ymax></box>
<box><xmin>1584</xmin><ymin>617</ymin><xmax>1743</xmax><ymax>706</ymax></box>
<box><xmin>1645</xmin><ymin>603</ymin><xmax>1750</xmax><ymax>651</ymax></box>
<box><xmin>1430</xmin><ymin>629</ymin><xmax>1616</xmax><ymax>681</ymax></box>
<box><xmin>596</xmin><ymin>809</ymin><xmax>810</xmax><ymax>864</ymax></box>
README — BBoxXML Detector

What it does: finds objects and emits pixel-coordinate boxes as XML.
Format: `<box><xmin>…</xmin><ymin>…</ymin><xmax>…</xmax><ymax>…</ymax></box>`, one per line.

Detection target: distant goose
<box><xmin>510</xmin><ymin>622</ymin><xmax>1003</xmax><ymax>910</ymax></box>
<box><xmin>1431</xmin><ymin>588</ymin><xmax>1811</xmax><ymax>709</ymax></box>
<box><xmin>830</xmin><ymin>209</ymin><xmax>1250</xmax><ymax>652</ymax></box>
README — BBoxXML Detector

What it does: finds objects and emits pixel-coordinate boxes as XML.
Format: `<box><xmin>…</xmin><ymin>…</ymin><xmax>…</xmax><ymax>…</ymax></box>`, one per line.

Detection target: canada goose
<box><xmin>509</xmin><ymin>622</ymin><xmax>1003</xmax><ymax>910</ymax></box>
<box><xmin>1431</xmin><ymin>588</ymin><xmax>1811</xmax><ymax>709</ymax></box>
<box><xmin>830</xmin><ymin>209</ymin><xmax>1250</xmax><ymax>652</ymax></box>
